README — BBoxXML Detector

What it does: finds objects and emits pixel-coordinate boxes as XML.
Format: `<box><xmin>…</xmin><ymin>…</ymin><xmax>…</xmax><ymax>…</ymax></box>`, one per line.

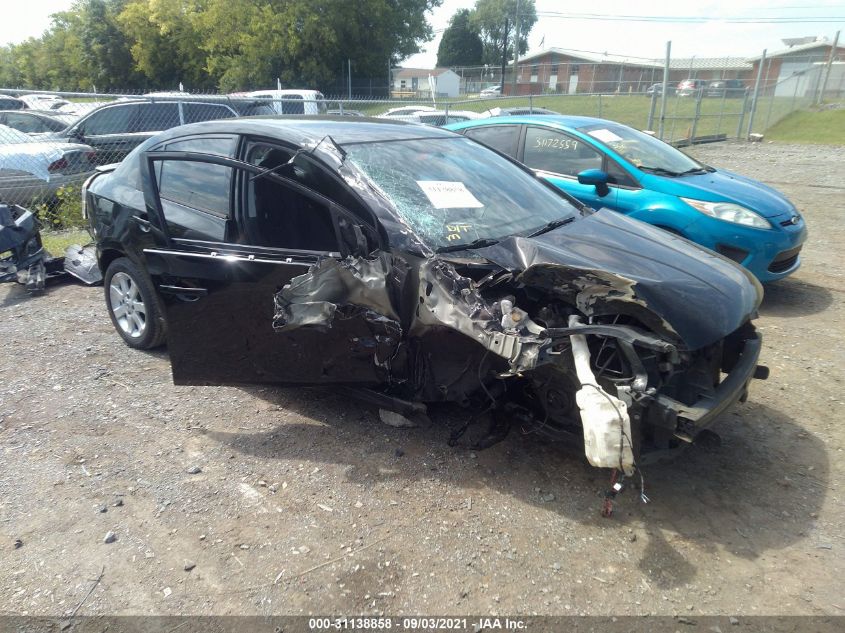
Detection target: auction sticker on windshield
<box><xmin>417</xmin><ymin>181</ymin><xmax>483</xmax><ymax>209</ymax></box>
<box><xmin>588</xmin><ymin>128</ymin><xmax>623</xmax><ymax>144</ymax></box>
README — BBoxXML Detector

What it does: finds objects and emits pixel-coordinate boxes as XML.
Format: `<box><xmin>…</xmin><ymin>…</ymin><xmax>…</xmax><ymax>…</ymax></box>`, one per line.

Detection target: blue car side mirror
<box><xmin>577</xmin><ymin>169</ymin><xmax>610</xmax><ymax>197</ymax></box>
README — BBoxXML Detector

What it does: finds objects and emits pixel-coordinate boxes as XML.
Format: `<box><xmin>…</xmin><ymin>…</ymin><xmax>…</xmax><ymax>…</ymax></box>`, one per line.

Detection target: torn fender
<box><xmin>273</xmin><ymin>253</ymin><xmax>405</xmax><ymax>331</ymax></box>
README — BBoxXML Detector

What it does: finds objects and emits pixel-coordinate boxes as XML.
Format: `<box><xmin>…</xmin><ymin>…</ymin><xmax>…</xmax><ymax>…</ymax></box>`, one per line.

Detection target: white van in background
<box><xmin>237</xmin><ymin>89</ymin><xmax>328</xmax><ymax>115</ymax></box>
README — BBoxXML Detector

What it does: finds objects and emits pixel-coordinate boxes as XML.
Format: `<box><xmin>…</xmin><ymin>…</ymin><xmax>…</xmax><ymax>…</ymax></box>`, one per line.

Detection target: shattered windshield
<box><xmin>344</xmin><ymin>137</ymin><xmax>578</xmax><ymax>249</ymax></box>
<box><xmin>580</xmin><ymin>122</ymin><xmax>705</xmax><ymax>175</ymax></box>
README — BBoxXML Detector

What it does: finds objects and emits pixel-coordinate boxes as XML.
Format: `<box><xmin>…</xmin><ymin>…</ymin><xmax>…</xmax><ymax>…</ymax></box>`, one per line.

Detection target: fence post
<box><xmin>735</xmin><ymin>91</ymin><xmax>748</xmax><ymax>139</ymax></box>
<box><xmin>746</xmin><ymin>49</ymin><xmax>766</xmax><ymax>139</ymax></box>
<box><xmin>529</xmin><ymin>93</ymin><xmax>533</xmax><ymax>112</ymax></box>
<box><xmin>690</xmin><ymin>86</ymin><xmax>703</xmax><ymax>141</ymax></box>
<box><xmin>658</xmin><ymin>41</ymin><xmax>671</xmax><ymax>140</ymax></box>
<box><xmin>444</xmin><ymin>103</ymin><xmax>450</xmax><ymax>124</ymax></box>
<box><xmin>646</xmin><ymin>89</ymin><xmax>657</xmax><ymax>130</ymax></box>
<box><xmin>817</xmin><ymin>30</ymin><xmax>841</xmax><ymax>104</ymax></box>
<box><xmin>597</xmin><ymin>93</ymin><xmax>602</xmax><ymax>118</ymax></box>
<box><xmin>339</xmin><ymin>101</ymin><xmax>344</xmax><ymax>115</ymax></box>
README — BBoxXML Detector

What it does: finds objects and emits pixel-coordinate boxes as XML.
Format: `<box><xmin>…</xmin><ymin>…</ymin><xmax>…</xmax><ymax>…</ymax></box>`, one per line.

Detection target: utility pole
<box><xmin>511</xmin><ymin>0</ymin><xmax>522</xmax><ymax>93</ymax></box>
<box><xmin>658</xmin><ymin>41</ymin><xmax>671</xmax><ymax>139</ymax></box>
<box><xmin>499</xmin><ymin>17</ymin><xmax>509</xmax><ymax>94</ymax></box>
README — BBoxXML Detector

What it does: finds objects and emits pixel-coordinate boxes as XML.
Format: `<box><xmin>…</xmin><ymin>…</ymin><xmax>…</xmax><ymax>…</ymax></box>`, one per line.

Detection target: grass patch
<box><xmin>41</xmin><ymin>229</ymin><xmax>91</xmax><ymax>256</ymax></box>
<box><xmin>765</xmin><ymin>108</ymin><xmax>845</xmax><ymax>144</ymax></box>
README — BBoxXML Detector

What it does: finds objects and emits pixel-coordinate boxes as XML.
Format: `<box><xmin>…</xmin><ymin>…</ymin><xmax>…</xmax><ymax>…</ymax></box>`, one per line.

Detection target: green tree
<box><xmin>77</xmin><ymin>0</ymin><xmax>138</xmax><ymax>90</ymax></box>
<box><xmin>117</xmin><ymin>0</ymin><xmax>213</xmax><ymax>90</ymax></box>
<box><xmin>436</xmin><ymin>9</ymin><xmax>483</xmax><ymax>67</ymax></box>
<box><xmin>471</xmin><ymin>0</ymin><xmax>536</xmax><ymax>67</ymax></box>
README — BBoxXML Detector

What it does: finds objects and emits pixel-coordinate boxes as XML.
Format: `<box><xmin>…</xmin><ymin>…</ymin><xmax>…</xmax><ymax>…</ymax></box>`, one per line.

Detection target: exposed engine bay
<box><xmin>272</xmin><ymin>249</ymin><xmax>766</xmax><ymax>474</ymax></box>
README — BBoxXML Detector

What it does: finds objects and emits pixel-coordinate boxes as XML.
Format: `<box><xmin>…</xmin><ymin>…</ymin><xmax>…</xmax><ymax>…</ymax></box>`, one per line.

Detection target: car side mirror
<box><xmin>577</xmin><ymin>169</ymin><xmax>610</xmax><ymax>197</ymax></box>
<box><xmin>69</xmin><ymin>127</ymin><xmax>85</xmax><ymax>141</ymax></box>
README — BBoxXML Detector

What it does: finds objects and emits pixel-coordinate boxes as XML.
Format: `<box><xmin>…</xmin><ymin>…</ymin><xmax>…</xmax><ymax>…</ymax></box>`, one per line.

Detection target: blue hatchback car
<box><xmin>446</xmin><ymin>115</ymin><xmax>807</xmax><ymax>282</ymax></box>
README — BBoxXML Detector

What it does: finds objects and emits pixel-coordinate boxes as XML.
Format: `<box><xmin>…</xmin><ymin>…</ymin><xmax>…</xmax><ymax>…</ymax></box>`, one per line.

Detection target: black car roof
<box><xmin>151</xmin><ymin>116</ymin><xmax>458</xmax><ymax>147</ymax></box>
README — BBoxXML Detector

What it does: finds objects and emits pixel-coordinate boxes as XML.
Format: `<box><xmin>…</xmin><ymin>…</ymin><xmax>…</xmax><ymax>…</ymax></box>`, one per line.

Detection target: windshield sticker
<box><xmin>534</xmin><ymin>137</ymin><xmax>578</xmax><ymax>151</ymax></box>
<box><xmin>589</xmin><ymin>129</ymin><xmax>624</xmax><ymax>144</ymax></box>
<box><xmin>416</xmin><ymin>181</ymin><xmax>484</xmax><ymax>209</ymax></box>
<box><xmin>445</xmin><ymin>223</ymin><xmax>472</xmax><ymax>241</ymax></box>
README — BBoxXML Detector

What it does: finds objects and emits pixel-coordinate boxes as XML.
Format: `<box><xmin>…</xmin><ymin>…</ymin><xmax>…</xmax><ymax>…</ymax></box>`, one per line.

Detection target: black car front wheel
<box><xmin>104</xmin><ymin>257</ymin><xmax>166</xmax><ymax>349</ymax></box>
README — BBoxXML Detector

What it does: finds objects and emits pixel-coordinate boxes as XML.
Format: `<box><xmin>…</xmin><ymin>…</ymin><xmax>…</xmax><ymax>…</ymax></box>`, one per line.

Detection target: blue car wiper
<box><xmin>527</xmin><ymin>216</ymin><xmax>575</xmax><ymax>238</ymax></box>
<box><xmin>676</xmin><ymin>166</ymin><xmax>709</xmax><ymax>176</ymax></box>
<box><xmin>435</xmin><ymin>238</ymin><xmax>500</xmax><ymax>254</ymax></box>
<box><xmin>638</xmin><ymin>165</ymin><xmax>681</xmax><ymax>176</ymax></box>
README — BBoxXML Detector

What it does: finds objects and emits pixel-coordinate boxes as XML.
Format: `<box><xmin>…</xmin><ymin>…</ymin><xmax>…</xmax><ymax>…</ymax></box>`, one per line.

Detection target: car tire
<box><xmin>103</xmin><ymin>257</ymin><xmax>166</xmax><ymax>349</ymax></box>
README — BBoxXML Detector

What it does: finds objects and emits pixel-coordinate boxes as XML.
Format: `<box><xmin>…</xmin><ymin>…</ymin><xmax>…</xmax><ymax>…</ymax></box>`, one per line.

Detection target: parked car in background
<box><xmin>0</xmin><ymin>124</ymin><xmax>95</xmax><ymax>206</ymax></box>
<box><xmin>447</xmin><ymin>115</ymin><xmax>807</xmax><ymax>282</ymax></box>
<box><xmin>57</xmin><ymin>101</ymin><xmax>109</xmax><ymax>116</ymax></box>
<box><xmin>83</xmin><ymin>117</ymin><xmax>766</xmax><ymax>464</ymax></box>
<box><xmin>328</xmin><ymin>109</ymin><xmax>365</xmax><ymax>117</ymax></box>
<box><xmin>645</xmin><ymin>82</ymin><xmax>676</xmax><ymax>97</ymax></box>
<box><xmin>383</xmin><ymin>109</ymin><xmax>481</xmax><ymax>126</ymax></box>
<box><xmin>706</xmin><ymin>79</ymin><xmax>747</xmax><ymax>98</ymax></box>
<box><xmin>45</xmin><ymin>97</ymin><xmax>275</xmax><ymax>164</ymax></box>
<box><xmin>677</xmin><ymin>79</ymin><xmax>706</xmax><ymax>97</ymax></box>
<box><xmin>237</xmin><ymin>89</ymin><xmax>328</xmax><ymax>115</ymax></box>
<box><xmin>19</xmin><ymin>94</ymin><xmax>72</xmax><ymax>110</ymax></box>
<box><xmin>479</xmin><ymin>85</ymin><xmax>502</xmax><ymax>97</ymax></box>
<box><xmin>380</xmin><ymin>105</ymin><xmax>436</xmax><ymax>117</ymax></box>
<box><xmin>486</xmin><ymin>106</ymin><xmax>561</xmax><ymax>117</ymax></box>
<box><xmin>0</xmin><ymin>110</ymin><xmax>76</xmax><ymax>137</ymax></box>
<box><xmin>0</xmin><ymin>96</ymin><xmax>27</xmax><ymax>110</ymax></box>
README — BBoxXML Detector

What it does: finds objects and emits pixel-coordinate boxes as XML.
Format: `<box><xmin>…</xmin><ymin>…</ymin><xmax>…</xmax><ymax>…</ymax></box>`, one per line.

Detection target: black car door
<box><xmin>138</xmin><ymin>146</ymin><xmax>388</xmax><ymax>387</ymax></box>
<box><xmin>72</xmin><ymin>104</ymin><xmax>140</xmax><ymax>164</ymax></box>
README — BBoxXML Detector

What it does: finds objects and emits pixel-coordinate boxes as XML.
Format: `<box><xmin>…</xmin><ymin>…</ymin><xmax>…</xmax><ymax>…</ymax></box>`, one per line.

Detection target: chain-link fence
<box><xmin>1</xmin><ymin>43</ymin><xmax>842</xmax><ymax>234</ymax></box>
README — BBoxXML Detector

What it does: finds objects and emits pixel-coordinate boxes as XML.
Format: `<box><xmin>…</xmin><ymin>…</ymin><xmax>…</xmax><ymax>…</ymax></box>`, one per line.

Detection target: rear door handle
<box><xmin>132</xmin><ymin>215</ymin><xmax>152</xmax><ymax>233</ymax></box>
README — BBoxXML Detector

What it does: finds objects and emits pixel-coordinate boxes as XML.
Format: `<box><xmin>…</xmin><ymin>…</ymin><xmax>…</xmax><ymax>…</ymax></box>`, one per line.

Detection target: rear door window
<box><xmin>463</xmin><ymin>125</ymin><xmax>519</xmax><ymax>157</ymax></box>
<box><xmin>134</xmin><ymin>103</ymin><xmax>180</xmax><ymax>132</ymax></box>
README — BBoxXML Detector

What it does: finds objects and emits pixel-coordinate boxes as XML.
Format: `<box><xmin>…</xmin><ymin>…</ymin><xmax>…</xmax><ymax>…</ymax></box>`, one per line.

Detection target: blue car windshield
<box><xmin>344</xmin><ymin>136</ymin><xmax>578</xmax><ymax>249</ymax></box>
<box><xmin>579</xmin><ymin>122</ymin><xmax>705</xmax><ymax>175</ymax></box>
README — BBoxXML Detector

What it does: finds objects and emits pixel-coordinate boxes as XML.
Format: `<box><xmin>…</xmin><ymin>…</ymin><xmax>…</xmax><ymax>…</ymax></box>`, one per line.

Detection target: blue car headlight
<box><xmin>681</xmin><ymin>197</ymin><xmax>772</xmax><ymax>229</ymax></box>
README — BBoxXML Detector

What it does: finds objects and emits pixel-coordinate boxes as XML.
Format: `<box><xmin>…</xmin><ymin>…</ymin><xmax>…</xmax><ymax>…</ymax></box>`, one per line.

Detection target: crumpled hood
<box><xmin>643</xmin><ymin>168</ymin><xmax>796</xmax><ymax>218</ymax></box>
<box><xmin>476</xmin><ymin>209</ymin><xmax>762</xmax><ymax>350</ymax></box>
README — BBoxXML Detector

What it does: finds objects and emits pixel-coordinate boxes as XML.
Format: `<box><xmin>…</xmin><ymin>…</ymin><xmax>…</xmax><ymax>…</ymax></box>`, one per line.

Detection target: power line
<box><xmin>536</xmin><ymin>11</ymin><xmax>845</xmax><ymax>24</ymax></box>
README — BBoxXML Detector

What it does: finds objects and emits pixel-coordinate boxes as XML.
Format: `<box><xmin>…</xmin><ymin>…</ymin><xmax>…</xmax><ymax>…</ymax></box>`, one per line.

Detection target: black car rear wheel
<box><xmin>104</xmin><ymin>257</ymin><xmax>166</xmax><ymax>349</ymax></box>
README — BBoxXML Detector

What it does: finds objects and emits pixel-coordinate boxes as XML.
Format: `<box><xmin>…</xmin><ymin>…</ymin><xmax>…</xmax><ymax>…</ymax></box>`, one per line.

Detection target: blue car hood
<box><xmin>643</xmin><ymin>168</ymin><xmax>796</xmax><ymax>218</ymax></box>
<box><xmin>475</xmin><ymin>209</ymin><xmax>762</xmax><ymax>350</ymax></box>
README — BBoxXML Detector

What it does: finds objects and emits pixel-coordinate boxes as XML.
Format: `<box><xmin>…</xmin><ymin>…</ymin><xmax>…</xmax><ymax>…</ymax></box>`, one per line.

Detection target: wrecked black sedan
<box><xmin>84</xmin><ymin>117</ymin><xmax>767</xmax><ymax>473</ymax></box>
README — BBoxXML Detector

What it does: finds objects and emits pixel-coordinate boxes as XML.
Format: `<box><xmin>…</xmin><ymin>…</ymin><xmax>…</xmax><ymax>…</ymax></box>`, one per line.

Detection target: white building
<box><xmin>392</xmin><ymin>68</ymin><xmax>461</xmax><ymax>98</ymax></box>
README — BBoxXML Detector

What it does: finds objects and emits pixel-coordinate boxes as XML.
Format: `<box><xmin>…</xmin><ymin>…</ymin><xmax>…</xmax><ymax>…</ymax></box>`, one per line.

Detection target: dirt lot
<box><xmin>1</xmin><ymin>141</ymin><xmax>843</xmax><ymax>618</ymax></box>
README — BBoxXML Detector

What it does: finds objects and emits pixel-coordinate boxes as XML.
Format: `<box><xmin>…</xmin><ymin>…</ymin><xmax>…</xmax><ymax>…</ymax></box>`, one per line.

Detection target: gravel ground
<box><xmin>1</xmin><ymin>141</ymin><xmax>843</xmax><ymax>617</ymax></box>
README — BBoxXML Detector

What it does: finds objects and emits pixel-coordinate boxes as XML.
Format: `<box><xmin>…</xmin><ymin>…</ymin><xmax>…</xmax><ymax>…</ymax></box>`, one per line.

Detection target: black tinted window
<box><xmin>159</xmin><ymin>159</ymin><xmax>231</xmax><ymax>217</ymax></box>
<box><xmin>464</xmin><ymin>125</ymin><xmax>519</xmax><ymax>157</ymax></box>
<box><xmin>523</xmin><ymin>127</ymin><xmax>602</xmax><ymax>176</ymax></box>
<box><xmin>183</xmin><ymin>103</ymin><xmax>235</xmax><ymax>123</ymax></box>
<box><xmin>242</xmin><ymin>144</ymin><xmax>338</xmax><ymax>251</ymax></box>
<box><xmin>134</xmin><ymin>103</ymin><xmax>180</xmax><ymax>132</ymax></box>
<box><xmin>83</xmin><ymin>105</ymin><xmax>136</xmax><ymax>135</ymax></box>
<box><xmin>0</xmin><ymin>98</ymin><xmax>24</xmax><ymax>109</ymax></box>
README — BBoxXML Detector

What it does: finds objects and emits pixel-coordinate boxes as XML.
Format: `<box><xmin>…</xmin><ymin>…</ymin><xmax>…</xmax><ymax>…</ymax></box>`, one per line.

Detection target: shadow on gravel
<box><xmin>761</xmin><ymin>277</ymin><xmax>834</xmax><ymax>317</ymax></box>
<box><xmin>0</xmin><ymin>274</ymin><xmax>76</xmax><ymax>308</ymax></box>
<box><xmin>209</xmin><ymin>388</ymin><xmax>828</xmax><ymax>590</ymax></box>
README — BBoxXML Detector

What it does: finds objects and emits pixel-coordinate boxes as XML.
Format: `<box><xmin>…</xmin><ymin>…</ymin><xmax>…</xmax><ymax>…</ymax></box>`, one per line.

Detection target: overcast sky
<box><xmin>3</xmin><ymin>0</ymin><xmax>843</xmax><ymax>63</ymax></box>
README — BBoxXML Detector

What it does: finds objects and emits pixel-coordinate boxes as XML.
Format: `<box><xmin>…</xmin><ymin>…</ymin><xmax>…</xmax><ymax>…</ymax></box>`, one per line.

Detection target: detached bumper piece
<box><xmin>0</xmin><ymin>203</ymin><xmax>102</xmax><ymax>293</ymax></box>
<box><xmin>652</xmin><ymin>331</ymin><xmax>764</xmax><ymax>442</ymax></box>
<box><xmin>0</xmin><ymin>203</ymin><xmax>57</xmax><ymax>293</ymax></box>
